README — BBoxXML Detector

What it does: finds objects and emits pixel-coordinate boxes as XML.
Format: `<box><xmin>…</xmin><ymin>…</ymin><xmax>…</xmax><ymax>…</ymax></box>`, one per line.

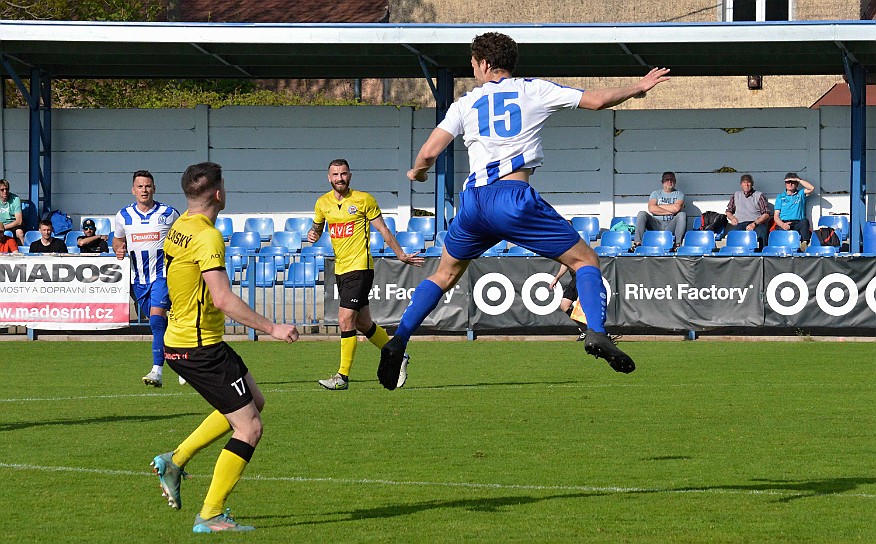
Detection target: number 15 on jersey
<box><xmin>473</xmin><ymin>92</ymin><xmax>522</xmax><ymax>137</ymax></box>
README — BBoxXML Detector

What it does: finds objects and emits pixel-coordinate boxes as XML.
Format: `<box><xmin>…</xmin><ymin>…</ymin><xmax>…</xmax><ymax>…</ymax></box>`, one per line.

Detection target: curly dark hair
<box><xmin>470</xmin><ymin>32</ymin><xmax>518</xmax><ymax>74</ymax></box>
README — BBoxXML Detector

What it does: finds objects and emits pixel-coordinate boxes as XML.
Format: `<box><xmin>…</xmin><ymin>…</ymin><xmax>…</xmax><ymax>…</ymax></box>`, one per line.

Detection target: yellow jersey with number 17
<box><xmin>313</xmin><ymin>189</ymin><xmax>381</xmax><ymax>276</ymax></box>
<box><xmin>163</xmin><ymin>211</ymin><xmax>227</xmax><ymax>348</ymax></box>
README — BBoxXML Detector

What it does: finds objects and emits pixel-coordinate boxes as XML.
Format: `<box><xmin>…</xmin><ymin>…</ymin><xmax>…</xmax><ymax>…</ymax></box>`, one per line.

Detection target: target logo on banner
<box><xmin>473</xmin><ymin>272</ymin><xmax>612</xmax><ymax>316</ymax></box>
<box><xmin>765</xmin><ymin>273</ymin><xmax>809</xmax><ymax>316</ymax></box>
<box><xmin>767</xmin><ymin>273</ymin><xmax>876</xmax><ymax>317</ymax></box>
<box><xmin>814</xmin><ymin>273</ymin><xmax>858</xmax><ymax>317</ymax></box>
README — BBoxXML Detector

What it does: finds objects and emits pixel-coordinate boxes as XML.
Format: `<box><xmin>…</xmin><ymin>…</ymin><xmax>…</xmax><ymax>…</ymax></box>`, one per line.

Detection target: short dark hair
<box><xmin>471</xmin><ymin>32</ymin><xmax>518</xmax><ymax>74</ymax></box>
<box><xmin>39</xmin><ymin>219</ymin><xmax>53</xmax><ymax>229</ymax></box>
<box><xmin>328</xmin><ymin>158</ymin><xmax>350</xmax><ymax>170</ymax></box>
<box><xmin>662</xmin><ymin>171</ymin><xmax>676</xmax><ymax>179</ymax></box>
<box><xmin>132</xmin><ymin>170</ymin><xmax>154</xmax><ymax>183</ymax></box>
<box><xmin>181</xmin><ymin>162</ymin><xmax>223</xmax><ymax>199</ymax></box>
<box><xmin>740</xmin><ymin>174</ymin><xmax>754</xmax><ymax>183</ymax></box>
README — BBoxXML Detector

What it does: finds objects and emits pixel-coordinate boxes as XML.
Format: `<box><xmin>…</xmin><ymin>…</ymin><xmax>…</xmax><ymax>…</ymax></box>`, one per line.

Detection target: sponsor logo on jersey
<box><xmin>131</xmin><ymin>232</ymin><xmax>160</xmax><ymax>243</ymax></box>
<box><xmin>348</xmin><ymin>205</ymin><xmax>358</xmax><ymax>215</ymax></box>
<box><xmin>329</xmin><ymin>221</ymin><xmax>354</xmax><ymax>238</ymax></box>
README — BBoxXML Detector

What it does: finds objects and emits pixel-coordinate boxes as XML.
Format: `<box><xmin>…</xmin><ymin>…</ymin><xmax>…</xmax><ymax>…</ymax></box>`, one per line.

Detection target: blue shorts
<box><xmin>132</xmin><ymin>278</ymin><xmax>170</xmax><ymax>316</ymax></box>
<box><xmin>444</xmin><ymin>179</ymin><xmax>580</xmax><ymax>260</ymax></box>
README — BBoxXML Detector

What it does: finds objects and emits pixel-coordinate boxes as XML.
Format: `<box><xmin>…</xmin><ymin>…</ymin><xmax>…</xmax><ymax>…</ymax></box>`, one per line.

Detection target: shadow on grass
<box><xmin>673</xmin><ymin>477</ymin><xmax>876</xmax><ymax>503</ymax></box>
<box><xmin>252</xmin><ymin>492</ymin><xmax>605</xmax><ymax>527</ymax></box>
<box><xmin>0</xmin><ymin>412</ymin><xmax>202</xmax><ymax>432</ymax></box>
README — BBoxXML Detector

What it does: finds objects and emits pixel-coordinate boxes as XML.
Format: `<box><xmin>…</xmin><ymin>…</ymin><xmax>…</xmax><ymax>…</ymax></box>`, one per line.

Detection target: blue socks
<box><xmin>395</xmin><ymin>279</ymin><xmax>444</xmax><ymax>343</ymax></box>
<box><xmin>150</xmin><ymin>314</ymin><xmax>168</xmax><ymax>367</ymax></box>
<box><xmin>574</xmin><ymin>265</ymin><xmax>607</xmax><ymax>333</ymax></box>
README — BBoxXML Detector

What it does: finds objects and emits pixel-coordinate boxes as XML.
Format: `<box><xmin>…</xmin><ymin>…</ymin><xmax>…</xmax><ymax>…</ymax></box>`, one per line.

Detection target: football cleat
<box><xmin>193</xmin><ymin>509</ymin><xmax>255</xmax><ymax>533</ymax></box>
<box><xmin>583</xmin><ymin>329</ymin><xmax>635</xmax><ymax>373</ymax></box>
<box><xmin>142</xmin><ymin>369</ymin><xmax>163</xmax><ymax>388</ymax></box>
<box><xmin>378</xmin><ymin>336</ymin><xmax>406</xmax><ymax>390</ymax></box>
<box><xmin>318</xmin><ymin>373</ymin><xmax>349</xmax><ymax>391</ymax></box>
<box><xmin>396</xmin><ymin>354</ymin><xmax>411</xmax><ymax>389</ymax></box>
<box><xmin>178</xmin><ymin>375</ymin><xmax>187</xmax><ymax>386</ymax></box>
<box><xmin>151</xmin><ymin>452</ymin><xmax>188</xmax><ymax>509</ymax></box>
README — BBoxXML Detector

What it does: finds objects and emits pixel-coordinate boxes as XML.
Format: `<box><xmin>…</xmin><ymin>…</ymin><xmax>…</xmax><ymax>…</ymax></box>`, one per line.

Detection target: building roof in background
<box><xmin>178</xmin><ymin>0</ymin><xmax>389</xmax><ymax>23</ymax></box>
<box><xmin>810</xmin><ymin>84</ymin><xmax>876</xmax><ymax>108</ymax></box>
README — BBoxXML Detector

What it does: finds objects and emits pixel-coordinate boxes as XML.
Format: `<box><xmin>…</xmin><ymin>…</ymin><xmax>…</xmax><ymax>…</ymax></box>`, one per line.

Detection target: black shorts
<box><xmin>164</xmin><ymin>342</ymin><xmax>252</xmax><ymax>414</ymax></box>
<box><xmin>563</xmin><ymin>272</ymin><xmax>578</xmax><ymax>301</ymax></box>
<box><xmin>337</xmin><ymin>269</ymin><xmax>374</xmax><ymax>311</ymax></box>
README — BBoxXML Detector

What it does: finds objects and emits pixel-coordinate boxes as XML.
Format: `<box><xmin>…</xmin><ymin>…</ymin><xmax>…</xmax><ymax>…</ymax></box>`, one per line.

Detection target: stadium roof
<box><xmin>0</xmin><ymin>20</ymin><xmax>874</xmax><ymax>80</ymax></box>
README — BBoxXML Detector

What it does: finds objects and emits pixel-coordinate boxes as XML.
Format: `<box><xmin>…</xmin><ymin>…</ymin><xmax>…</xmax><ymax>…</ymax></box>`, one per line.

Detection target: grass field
<box><xmin>2</xmin><ymin>338</ymin><xmax>874</xmax><ymax>543</ymax></box>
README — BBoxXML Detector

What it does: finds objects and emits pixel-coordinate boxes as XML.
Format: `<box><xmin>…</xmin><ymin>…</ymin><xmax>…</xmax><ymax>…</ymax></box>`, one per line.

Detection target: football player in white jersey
<box><xmin>113</xmin><ymin>170</ymin><xmax>181</xmax><ymax>387</ymax></box>
<box><xmin>378</xmin><ymin>32</ymin><xmax>669</xmax><ymax>389</ymax></box>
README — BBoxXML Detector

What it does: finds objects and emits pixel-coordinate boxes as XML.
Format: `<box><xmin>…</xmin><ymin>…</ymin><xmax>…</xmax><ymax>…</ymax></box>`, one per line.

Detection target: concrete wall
<box><xmin>1</xmin><ymin>104</ymin><xmax>872</xmax><ymax>232</ymax></box>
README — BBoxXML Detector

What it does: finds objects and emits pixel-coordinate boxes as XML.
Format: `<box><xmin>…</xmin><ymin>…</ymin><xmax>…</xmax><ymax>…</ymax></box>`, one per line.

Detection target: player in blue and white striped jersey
<box><xmin>113</xmin><ymin>170</ymin><xmax>180</xmax><ymax>387</ymax></box>
<box><xmin>378</xmin><ymin>33</ymin><xmax>669</xmax><ymax>388</ymax></box>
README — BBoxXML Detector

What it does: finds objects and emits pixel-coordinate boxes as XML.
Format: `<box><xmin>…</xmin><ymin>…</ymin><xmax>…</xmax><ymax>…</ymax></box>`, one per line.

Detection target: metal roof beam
<box><xmin>618</xmin><ymin>43</ymin><xmax>649</xmax><ymax>67</ymax></box>
<box><xmin>188</xmin><ymin>43</ymin><xmax>253</xmax><ymax>77</ymax></box>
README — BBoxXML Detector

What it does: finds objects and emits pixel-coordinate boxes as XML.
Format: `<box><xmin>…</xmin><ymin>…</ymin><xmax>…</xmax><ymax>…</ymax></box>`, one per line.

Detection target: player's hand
<box><xmin>549</xmin><ymin>280</ymin><xmax>558</xmax><ymax>289</ymax></box>
<box><xmin>307</xmin><ymin>231</ymin><xmax>319</xmax><ymax>243</ymax></box>
<box><xmin>639</xmin><ymin>67</ymin><xmax>670</xmax><ymax>93</ymax></box>
<box><xmin>407</xmin><ymin>168</ymin><xmax>428</xmax><ymax>182</ymax></box>
<box><xmin>400</xmin><ymin>252</ymin><xmax>425</xmax><ymax>267</ymax></box>
<box><xmin>272</xmin><ymin>324</ymin><xmax>299</xmax><ymax>343</ymax></box>
<box><xmin>115</xmin><ymin>246</ymin><xmax>127</xmax><ymax>260</ymax></box>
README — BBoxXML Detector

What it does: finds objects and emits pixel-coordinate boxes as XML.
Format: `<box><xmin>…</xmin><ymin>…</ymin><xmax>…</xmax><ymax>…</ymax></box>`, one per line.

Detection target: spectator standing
<box><xmin>634</xmin><ymin>171</ymin><xmax>687</xmax><ymax>248</ymax></box>
<box><xmin>725</xmin><ymin>174</ymin><xmax>770</xmax><ymax>249</ymax></box>
<box><xmin>773</xmin><ymin>172</ymin><xmax>815</xmax><ymax>246</ymax></box>
<box><xmin>0</xmin><ymin>179</ymin><xmax>25</xmax><ymax>246</ymax></box>
<box><xmin>77</xmin><ymin>218</ymin><xmax>109</xmax><ymax>253</ymax></box>
<box><xmin>29</xmin><ymin>219</ymin><xmax>68</xmax><ymax>253</ymax></box>
<box><xmin>113</xmin><ymin>170</ymin><xmax>180</xmax><ymax>387</ymax></box>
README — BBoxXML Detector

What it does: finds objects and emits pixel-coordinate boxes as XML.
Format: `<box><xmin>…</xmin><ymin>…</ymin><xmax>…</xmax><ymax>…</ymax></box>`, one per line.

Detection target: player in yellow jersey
<box><xmin>150</xmin><ymin>162</ymin><xmax>299</xmax><ymax>534</ymax></box>
<box><xmin>310</xmin><ymin>158</ymin><xmax>424</xmax><ymax>390</ymax></box>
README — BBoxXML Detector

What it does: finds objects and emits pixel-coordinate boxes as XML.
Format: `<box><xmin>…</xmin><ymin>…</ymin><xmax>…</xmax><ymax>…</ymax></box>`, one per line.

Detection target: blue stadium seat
<box><xmin>285</xmin><ymin>217</ymin><xmax>313</xmax><ymax>238</ymax></box>
<box><xmin>610</xmin><ymin>216</ymin><xmax>636</xmax><ymax>230</ymax></box>
<box><xmin>215</xmin><ymin>217</ymin><xmax>234</xmax><ymax>241</ymax></box>
<box><xmin>271</xmin><ymin>231</ymin><xmax>302</xmax><ymax>252</ymax></box>
<box><xmin>681</xmin><ymin>230</ymin><xmax>715</xmax><ymax>250</ymax></box>
<box><xmin>724</xmin><ymin>230</ymin><xmax>758</xmax><ymax>252</ymax></box>
<box><xmin>225</xmin><ymin>246</ymin><xmax>249</xmax><ymax>281</ymax></box>
<box><xmin>675</xmin><ymin>245</ymin><xmax>710</xmax><ymax>256</ymax></box>
<box><xmin>818</xmin><ymin>215</ymin><xmax>849</xmax><ymax>241</ymax></box>
<box><xmin>371</xmin><ymin>216</ymin><xmax>396</xmax><ymax>235</ymax></box>
<box><xmin>67</xmin><ymin>245</ymin><xmax>80</xmax><ymax>254</ymax></box>
<box><xmin>595</xmin><ymin>230</ymin><xmax>631</xmax><ymax>256</ymax></box>
<box><xmin>641</xmin><ymin>230</ymin><xmax>674</xmax><ymax>251</ymax></box>
<box><xmin>424</xmin><ymin>246</ymin><xmax>444</xmax><ymax>256</ymax></box>
<box><xmin>767</xmin><ymin>229</ymin><xmax>801</xmax><ymax>250</ymax></box>
<box><xmin>407</xmin><ymin>216</ymin><xmax>436</xmax><ymax>241</ymax></box>
<box><xmin>229</xmin><ymin>231</ymin><xmax>262</xmax><ymax>253</ymax></box>
<box><xmin>761</xmin><ymin>245</ymin><xmax>796</xmax><ymax>256</ymax></box>
<box><xmin>693</xmin><ymin>215</ymin><xmax>726</xmax><ymax>241</ymax></box>
<box><xmin>23</xmin><ymin>230</ymin><xmax>41</xmax><ymax>245</ymax></box>
<box><xmin>483</xmin><ymin>239</ymin><xmax>508</xmax><ymax>256</ymax></box>
<box><xmin>395</xmin><ymin>231</ymin><xmax>424</xmax><ymax>252</ymax></box>
<box><xmin>633</xmin><ymin>244</ymin><xmax>667</xmax><ymax>256</ymax></box>
<box><xmin>65</xmin><ymin>231</ymin><xmax>85</xmax><ymax>246</ymax></box>
<box><xmin>284</xmin><ymin>260</ymin><xmax>318</xmax><ymax>288</ymax></box>
<box><xmin>300</xmin><ymin>246</ymin><xmax>328</xmax><ymax>272</ymax></box>
<box><xmin>312</xmin><ymin>231</ymin><xmax>333</xmax><ymax>248</ymax></box>
<box><xmin>506</xmin><ymin>245</ymin><xmax>535</xmax><ymax>256</ymax></box>
<box><xmin>715</xmin><ymin>245</ymin><xmax>751</xmax><ymax>256</ymax></box>
<box><xmin>243</xmin><ymin>217</ymin><xmax>274</xmax><ymax>242</ymax></box>
<box><xmin>258</xmin><ymin>246</ymin><xmax>290</xmax><ymax>272</ymax></box>
<box><xmin>369</xmin><ymin>230</ymin><xmax>385</xmax><ymax>254</ymax></box>
<box><xmin>805</xmin><ymin>244</ymin><xmax>838</xmax><ymax>256</ymax></box>
<box><xmin>571</xmin><ymin>217</ymin><xmax>600</xmax><ymax>241</ymax></box>
<box><xmin>245</xmin><ymin>261</ymin><xmax>277</xmax><ymax>287</ymax></box>
<box><xmin>434</xmin><ymin>230</ymin><xmax>447</xmax><ymax>247</ymax></box>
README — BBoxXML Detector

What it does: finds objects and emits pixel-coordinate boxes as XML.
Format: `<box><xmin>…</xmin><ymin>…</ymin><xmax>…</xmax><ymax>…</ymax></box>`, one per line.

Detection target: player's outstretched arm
<box><xmin>578</xmin><ymin>67</ymin><xmax>670</xmax><ymax>111</ymax></box>
<box><xmin>408</xmin><ymin>128</ymin><xmax>455</xmax><ymax>182</ymax></box>
<box><xmin>373</xmin><ymin>216</ymin><xmax>425</xmax><ymax>267</ymax></box>
<box><xmin>203</xmin><ymin>269</ymin><xmax>299</xmax><ymax>342</ymax></box>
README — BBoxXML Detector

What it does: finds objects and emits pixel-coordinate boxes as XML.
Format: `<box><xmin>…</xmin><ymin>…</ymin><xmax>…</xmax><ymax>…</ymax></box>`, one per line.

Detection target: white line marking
<box><xmin>1</xmin><ymin>462</ymin><xmax>873</xmax><ymax>499</ymax></box>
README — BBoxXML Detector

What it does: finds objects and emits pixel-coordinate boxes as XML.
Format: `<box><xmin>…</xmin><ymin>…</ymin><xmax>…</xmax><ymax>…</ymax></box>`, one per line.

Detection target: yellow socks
<box><xmin>199</xmin><ymin>438</ymin><xmax>254</xmax><ymax>520</ymax></box>
<box><xmin>172</xmin><ymin>410</ymin><xmax>231</xmax><ymax>468</ymax></box>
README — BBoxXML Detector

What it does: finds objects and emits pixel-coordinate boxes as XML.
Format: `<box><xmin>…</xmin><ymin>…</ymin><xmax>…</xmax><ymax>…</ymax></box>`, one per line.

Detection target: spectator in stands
<box><xmin>29</xmin><ymin>219</ymin><xmax>68</xmax><ymax>253</ymax></box>
<box><xmin>0</xmin><ymin>179</ymin><xmax>25</xmax><ymax>246</ymax></box>
<box><xmin>311</xmin><ymin>158</ymin><xmax>424</xmax><ymax>391</ymax></box>
<box><xmin>113</xmin><ymin>170</ymin><xmax>180</xmax><ymax>388</ymax></box>
<box><xmin>77</xmin><ymin>218</ymin><xmax>109</xmax><ymax>253</ymax></box>
<box><xmin>773</xmin><ymin>172</ymin><xmax>815</xmax><ymax>246</ymax></box>
<box><xmin>725</xmin><ymin>174</ymin><xmax>770</xmax><ymax>250</ymax></box>
<box><xmin>549</xmin><ymin>264</ymin><xmax>587</xmax><ymax>341</ymax></box>
<box><xmin>633</xmin><ymin>171</ymin><xmax>687</xmax><ymax>248</ymax></box>
<box><xmin>0</xmin><ymin>230</ymin><xmax>20</xmax><ymax>253</ymax></box>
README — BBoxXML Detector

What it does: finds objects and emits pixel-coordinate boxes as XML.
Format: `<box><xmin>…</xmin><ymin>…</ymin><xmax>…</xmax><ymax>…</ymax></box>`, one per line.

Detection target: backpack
<box><xmin>42</xmin><ymin>209</ymin><xmax>73</xmax><ymax>235</ymax></box>
<box><xmin>814</xmin><ymin>226</ymin><xmax>840</xmax><ymax>247</ymax></box>
<box><xmin>610</xmin><ymin>221</ymin><xmax>635</xmax><ymax>234</ymax></box>
<box><xmin>700</xmin><ymin>211</ymin><xmax>728</xmax><ymax>233</ymax></box>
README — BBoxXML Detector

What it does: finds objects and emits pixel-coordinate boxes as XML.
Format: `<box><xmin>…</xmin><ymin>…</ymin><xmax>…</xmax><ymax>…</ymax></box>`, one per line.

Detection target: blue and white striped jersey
<box><xmin>437</xmin><ymin>77</ymin><xmax>583</xmax><ymax>191</ymax></box>
<box><xmin>114</xmin><ymin>201</ymin><xmax>179</xmax><ymax>285</ymax></box>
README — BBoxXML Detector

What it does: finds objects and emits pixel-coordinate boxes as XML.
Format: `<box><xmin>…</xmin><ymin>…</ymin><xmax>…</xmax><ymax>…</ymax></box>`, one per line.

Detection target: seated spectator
<box><xmin>0</xmin><ymin>230</ymin><xmax>19</xmax><ymax>253</ymax></box>
<box><xmin>29</xmin><ymin>219</ymin><xmax>68</xmax><ymax>253</ymax></box>
<box><xmin>77</xmin><ymin>218</ymin><xmax>109</xmax><ymax>253</ymax></box>
<box><xmin>0</xmin><ymin>179</ymin><xmax>25</xmax><ymax>246</ymax></box>
<box><xmin>773</xmin><ymin>172</ymin><xmax>815</xmax><ymax>247</ymax></box>
<box><xmin>634</xmin><ymin>171</ymin><xmax>686</xmax><ymax>248</ymax></box>
<box><xmin>725</xmin><ymin>174</ymin><xmax>770</xmax><ymax>250</ymax></box>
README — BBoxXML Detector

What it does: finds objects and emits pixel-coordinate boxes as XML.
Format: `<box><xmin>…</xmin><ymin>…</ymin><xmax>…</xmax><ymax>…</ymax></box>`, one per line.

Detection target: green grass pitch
<box><xmin>1</xmin><ymin>339</ymin><xmax>874</xmax><ymax>543</ymax></box>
